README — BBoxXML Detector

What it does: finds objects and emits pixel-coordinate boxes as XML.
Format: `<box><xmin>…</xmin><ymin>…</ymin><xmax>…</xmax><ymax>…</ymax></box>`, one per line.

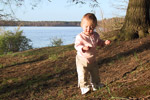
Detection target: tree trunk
<box><xmin>119</xmin><ymin>0</ymin><xmax>150</xmax><ymax>40</ymax></box>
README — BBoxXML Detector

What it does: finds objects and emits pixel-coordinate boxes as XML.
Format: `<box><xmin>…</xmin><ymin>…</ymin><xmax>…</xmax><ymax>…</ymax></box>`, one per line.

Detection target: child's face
<box><xmin>81</xmin><ymin>19</ymin><xmax>96</xmax><ymax>36</ymax></box>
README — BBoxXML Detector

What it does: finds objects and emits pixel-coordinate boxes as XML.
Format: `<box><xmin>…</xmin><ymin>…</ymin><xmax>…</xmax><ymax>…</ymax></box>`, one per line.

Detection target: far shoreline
<box><xmin>0</xmin><ymin>20</ymin><xmax>81</xmax><ymax>27</ymax></box>
<box><xmin>0</xmin><ymin>26</ymin><xmax>81</xmax><ymax>27</ymax></box>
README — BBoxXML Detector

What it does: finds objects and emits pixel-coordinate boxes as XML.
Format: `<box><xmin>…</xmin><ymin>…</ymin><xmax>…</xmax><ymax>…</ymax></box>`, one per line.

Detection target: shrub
<box><xmin>50</xmin><ymin>37</ymin><xmax>63</xmax><ymax>47</ymax></box>
<box><xmin>0</xmin><ymin>29</ymin><xmax>32</xmax><ymax>55</ymax></box>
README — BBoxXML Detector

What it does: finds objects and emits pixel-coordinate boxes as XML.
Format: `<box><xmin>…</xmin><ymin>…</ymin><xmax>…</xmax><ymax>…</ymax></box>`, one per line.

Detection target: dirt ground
<box><xmin>0</xmin><ymin>36</ymin><xmax>150</xmax><ymax>100</ymax></box>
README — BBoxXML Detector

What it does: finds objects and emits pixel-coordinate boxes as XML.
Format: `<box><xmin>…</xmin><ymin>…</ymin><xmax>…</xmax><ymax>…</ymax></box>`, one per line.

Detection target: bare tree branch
<box><xmin>0</xmin><ymin>0</ymin><xmax>51</xmax><ymax>20</ymax></box>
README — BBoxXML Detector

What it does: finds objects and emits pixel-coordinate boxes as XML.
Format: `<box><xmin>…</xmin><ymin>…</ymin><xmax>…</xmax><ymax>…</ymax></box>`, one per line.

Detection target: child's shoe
<box><xmin>81</xmin><ymin>87</ymin><xmax>90</xmax><ymax>94</ymax></box>
<box><xmin>91</xmin><ymin>83</ymin><xmax>104</xmax><ymax>91</ymax></box>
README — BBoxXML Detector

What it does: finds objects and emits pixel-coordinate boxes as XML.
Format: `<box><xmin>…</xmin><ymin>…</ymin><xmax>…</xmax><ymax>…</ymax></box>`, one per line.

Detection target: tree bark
<box><xmin>119</xmin><ymin>0</ymin><xmax>150</xmax><ymax>40</ymax></box>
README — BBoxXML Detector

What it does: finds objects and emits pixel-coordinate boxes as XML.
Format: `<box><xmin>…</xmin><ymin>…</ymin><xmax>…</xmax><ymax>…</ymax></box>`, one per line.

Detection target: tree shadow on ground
<box><xmin>0</xmin><ymin>66</ymin><xmax>77</xmax><ymax>99</ymax></box>
<box><xmin>3</xmin><ymin>55</ymin><xmax>48</xmax><ymax>69</ymax></box>
<box><xmin>97</xmin><ymin>41</ymin><xmax>150</xmax><ymax>66</ymax></box>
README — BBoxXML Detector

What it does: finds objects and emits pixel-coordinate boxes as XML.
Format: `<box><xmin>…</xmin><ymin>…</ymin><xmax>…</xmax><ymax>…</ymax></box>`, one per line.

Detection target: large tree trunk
<box><xmin>119</xmin><ymin>0</ymin><xmax>150</xmax><ymax>40</ymax></box>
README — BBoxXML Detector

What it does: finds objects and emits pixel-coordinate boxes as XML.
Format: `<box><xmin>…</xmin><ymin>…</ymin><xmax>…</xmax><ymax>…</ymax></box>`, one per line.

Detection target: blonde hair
<box><xmin>81</xmin><ymin>13</ymin><xmax>97</xmax><ymax>27</ymax></box>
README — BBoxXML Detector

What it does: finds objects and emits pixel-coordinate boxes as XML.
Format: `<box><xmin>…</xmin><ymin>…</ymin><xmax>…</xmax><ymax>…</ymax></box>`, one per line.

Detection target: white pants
<box><xmin>76</xmin><ymin>55</ymin><xmax>100</xmax><ymax>88</ymax></box>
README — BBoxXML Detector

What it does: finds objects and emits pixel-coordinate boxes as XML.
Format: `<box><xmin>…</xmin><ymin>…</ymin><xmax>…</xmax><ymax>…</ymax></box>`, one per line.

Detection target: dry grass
<box><xmin>1</xmin><ymin>35</ymin><xmax>150</xmax><ymax>100</ymax></box>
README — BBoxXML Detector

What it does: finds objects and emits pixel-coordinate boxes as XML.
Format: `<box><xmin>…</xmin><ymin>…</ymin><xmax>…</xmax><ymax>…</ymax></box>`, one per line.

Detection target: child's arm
<box><xmin>75</xmin><ymin>34</ymin><xmax>92</xmax><ymax>53</ymax></box>
<box><xmin>75</xmin><ymin>35</ymin><xmax>86</xmax><ymax>53</ymax></box>
<box><xmin>98</xmin><ymin>39</ymin><xmax>105</xmax><ymax>47</ymax></box>
<box><xmin>98</xmin><ymin>39</ymin><xmax>111</xmax><ymax>47</ymax></box>
<box><xmin>75</xmin><ymin>40</ymin><xmax>90</xmax><ymax>53</ymax></box>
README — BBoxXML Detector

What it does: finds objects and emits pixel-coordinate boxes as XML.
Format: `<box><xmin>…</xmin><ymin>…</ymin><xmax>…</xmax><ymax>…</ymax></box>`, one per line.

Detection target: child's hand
<box><xmin>105</xmin><ymin>40</ymin><xmax>111</xmax><ymax>45</ymax></box>
<box><xmin>82</xmin><ymin>46</ymin><xmax>91</xmax><ymax>51</ymax></box>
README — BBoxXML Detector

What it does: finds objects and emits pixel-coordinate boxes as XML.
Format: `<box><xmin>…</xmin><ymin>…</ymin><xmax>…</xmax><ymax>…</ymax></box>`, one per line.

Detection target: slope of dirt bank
<box><xmin>0</xmin><ymin>36</ymin><xmax>150</xmax><ymax>100</ymax></box>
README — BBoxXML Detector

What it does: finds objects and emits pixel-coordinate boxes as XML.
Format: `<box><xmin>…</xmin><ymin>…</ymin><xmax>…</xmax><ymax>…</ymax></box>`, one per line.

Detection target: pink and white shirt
<box><xmin>74</xmin><ymin>32</ymin><xmax>104</xmax><ymax>63</ymax></box>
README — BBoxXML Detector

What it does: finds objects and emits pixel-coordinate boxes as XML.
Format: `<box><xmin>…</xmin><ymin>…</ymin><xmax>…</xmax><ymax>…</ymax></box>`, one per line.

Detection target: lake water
<box><xmin>1</xmin><ymin>26</ymin><xmax>82</xmax><ymax>48</ymax></box>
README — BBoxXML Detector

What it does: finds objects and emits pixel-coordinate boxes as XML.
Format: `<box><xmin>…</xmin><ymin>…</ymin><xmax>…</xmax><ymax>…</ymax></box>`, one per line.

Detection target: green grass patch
<box><xmin>49</xmin><ymin>54</ymin><xmax>60</xmax><ymax>61</ymax></box>
<box><xmin>0</xmin><ymin>64</ymin><xmax>3</xmax><ymax>68</ymax></box>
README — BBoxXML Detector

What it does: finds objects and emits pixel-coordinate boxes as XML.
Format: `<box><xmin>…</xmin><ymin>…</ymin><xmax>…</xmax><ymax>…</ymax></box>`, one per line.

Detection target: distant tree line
<box><xmin>0</xmin><ymin>21</ymin><xmax>80</xmax><ymax>26</ymax></box>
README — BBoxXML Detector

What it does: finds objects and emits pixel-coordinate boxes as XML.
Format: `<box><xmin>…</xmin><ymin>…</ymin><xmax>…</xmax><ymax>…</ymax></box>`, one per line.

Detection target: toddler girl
<box><xmin>74</xmin><ymin>13</ymin><xmax>111</xmax><ymax>95</ymax></box>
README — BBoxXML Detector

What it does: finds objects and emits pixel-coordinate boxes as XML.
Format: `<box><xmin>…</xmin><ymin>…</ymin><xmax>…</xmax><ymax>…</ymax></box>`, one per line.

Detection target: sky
<box><xmin>13</xmin><ymin>0</ymin><xmax>127</xmax><ymax>21</ymax></box>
